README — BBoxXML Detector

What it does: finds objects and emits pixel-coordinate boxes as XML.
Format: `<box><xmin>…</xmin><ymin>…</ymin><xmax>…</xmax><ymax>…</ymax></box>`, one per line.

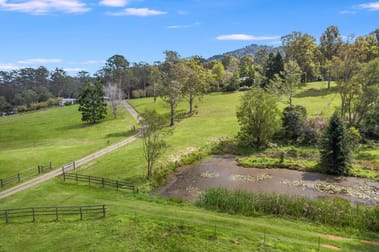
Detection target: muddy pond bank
<box><xmin>156</xmin><ymin>155</ymin><xmax>379</xmax><ymax>205</ymax></box>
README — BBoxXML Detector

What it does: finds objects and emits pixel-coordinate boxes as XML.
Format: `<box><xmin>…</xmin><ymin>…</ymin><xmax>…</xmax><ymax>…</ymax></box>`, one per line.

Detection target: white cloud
<box><xmin>82</xmin><ymin>60</ymin><xmax>105</xmax><ymax>65</ymax></box>
<box><xmin>0</xmin><ymin>64</ymin><xmax>20</xmax><ymax>71</ymax></box>
<box><xmin>17</xmin><ymin>58</ymin><xmax>62</xmax><ymax>64</ymax></box>
<box><xmin>168</xmin><ymin>22</ymin><xmax>200</xmax><ymax>29</ymax></box>
<box><xmin>99</xmin><ymin>0</ymin><xmax>128</xmax><ymax>7</ymax></box>
<box><xmin>107</xmin><ymin>7</ymin><xmax>167</xmax><ymax>16</ymax></box>
<box><xmin>359</xmin><ymin>2</ymin><xmax>379</xmax><ymax>10</ymax></box>
<box><xmin>0</xmin><ymin>0</ymin><xmax>90</xmax><ymax>14</ymax></box>
<box><xmin>216</xmin><ymin>34</ymin><xmax>280</xmax><ymax>41</ymax></box>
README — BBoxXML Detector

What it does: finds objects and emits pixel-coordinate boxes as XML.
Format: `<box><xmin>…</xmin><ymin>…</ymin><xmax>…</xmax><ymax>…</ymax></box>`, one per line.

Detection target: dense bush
<box><xmin>237</xmin><ymin>88</ymin><xmax>281</xmax><ymax>147</ymax></box>
<box><xmin>281</xmin><ymin>105</ymin><xmax>323</xmax><ymax>145</ymax></box>
<box><xmin>198</xmin><ymin>188</ymin><xmax>379</xmax><ymax>232</ymax></box>
<box><xmin>282</xmin><ymin>105</ymin><xmax>307</xmax><ymax>141</ymax></box>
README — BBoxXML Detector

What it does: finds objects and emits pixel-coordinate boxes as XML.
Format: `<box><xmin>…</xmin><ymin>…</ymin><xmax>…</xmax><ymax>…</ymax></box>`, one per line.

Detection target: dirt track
<box><xmin>157</xmin><ymin>155</ymin><xmax>379</xmax><ymax>205</ymax></box>
<box><xmin>0</xmin><ymin>101</ymin><xmax>140</xmax><ymax>200</ymax></box>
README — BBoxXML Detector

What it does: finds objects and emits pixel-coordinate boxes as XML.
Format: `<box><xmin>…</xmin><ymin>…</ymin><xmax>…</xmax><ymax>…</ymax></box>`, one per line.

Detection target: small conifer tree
<box><xmin>78</xmin><ymin>81</ymin><xmax>107</xmax><ymax>124</ymax></box>
<box><xmin>319</xmin><ymin>112</ymin><xmax>352</xmax><ymax>175</ymax></box>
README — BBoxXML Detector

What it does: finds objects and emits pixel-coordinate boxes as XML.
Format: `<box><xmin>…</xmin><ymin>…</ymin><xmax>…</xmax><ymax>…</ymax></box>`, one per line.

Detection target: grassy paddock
<box><xmin>0</xmin><ymin>105</ymin><xmax>136</xmax><ymax>177</ymax></box>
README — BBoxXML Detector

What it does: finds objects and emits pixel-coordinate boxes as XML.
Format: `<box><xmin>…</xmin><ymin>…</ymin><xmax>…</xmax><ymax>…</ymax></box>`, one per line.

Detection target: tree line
<box><xmin>1</xmin><ymin>26</ymin><xmax>378</xmax><ymax>129</ymax></box>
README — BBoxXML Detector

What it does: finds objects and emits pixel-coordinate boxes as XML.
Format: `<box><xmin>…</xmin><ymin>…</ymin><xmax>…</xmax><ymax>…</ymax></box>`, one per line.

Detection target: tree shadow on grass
<box><xmin>294</xmin><ymin>86</ymin><xmax>337</xmax><ymax>98</ymax></box>
<box><xmin>105</xmin><ymin>129</ymin><xmax>137</xmax><ymax>139</ymax></box>
<box><xmin>161</xmin><ymin>109</ymin><xmax>191</xmax><ymax>125</ymax></box>
<box><xmin>57</xmin><ymin>123</ymin><xmax>94</xmax><ymax>131</ymax></box>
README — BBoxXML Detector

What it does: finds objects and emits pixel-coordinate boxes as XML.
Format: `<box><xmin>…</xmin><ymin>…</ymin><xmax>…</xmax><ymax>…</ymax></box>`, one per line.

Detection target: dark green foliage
<box><xmin>198</xmin><ymin>188</ymin><xmax>379</xmax><ymax>232</ymax></box>
<box><xmin>78</xmin><ymin>81</ymin><xmax>107</xmax><ymax>124</ymax></box>
<box><xmin>282</xmin><ymin>105</ymin><xmax>307</xmax><ymax>141</ymax></box>
<box><xmin>264</xmin><ymin>52</ymin><xmax>284</xmax><ymax>85</ymax></box>
<box><xmin>320</xmin><ymin>112</ymin><xmax>352</xmax><ymax>175</ymax></box>
<box><xmin>236</xmin><ymin>88</ymin><xmax>280</xmax><ymax>147</ymax></box>
<box><xmin>0</xmin><ymin>96</ymin><xmax>12</xmax><ymax>112</ymax></box>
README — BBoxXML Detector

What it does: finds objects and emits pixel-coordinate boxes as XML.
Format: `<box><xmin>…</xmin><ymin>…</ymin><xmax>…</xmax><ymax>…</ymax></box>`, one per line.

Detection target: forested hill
<box><xmin>208</xmin><ymin>43</ymin><xmax>279</xmax><ymax>60</ymax></box>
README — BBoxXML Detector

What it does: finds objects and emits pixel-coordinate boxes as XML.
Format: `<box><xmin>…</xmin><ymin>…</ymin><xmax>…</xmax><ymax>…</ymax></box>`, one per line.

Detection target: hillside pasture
<box><xmin>0</xmin><ymin>81</ymin><xmax>378</xmax><ymax>251</ymax></box>
<box><xmin>0</xmin><ymin>105</ymin><xmax>136</xmax><ymax>178</ymax></box>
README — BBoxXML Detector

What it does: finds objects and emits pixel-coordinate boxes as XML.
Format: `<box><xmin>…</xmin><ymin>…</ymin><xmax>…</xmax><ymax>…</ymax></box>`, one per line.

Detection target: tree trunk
<box><xmin>327</xmin><ymin>72</ymin><xmax>331</xmax><ymax>90</ymax></box>
<box><xmin>147</xmin><ymin>161</ymin><xmax>152</xmax><ymax>178</ymax></box>
<box><xmin>170</xmin><ymin>101</ymin><xmax>175</xmax><ymax>126</ymax></box>
<box><xmin>189</xmin><ymin>94</ymin><xmax>193</xmax><ymax>114</ymax></box>
<box><xmin>153</xmin><ymin>84</ymin><xmax>157</xmax><ymax>103</ymax></box>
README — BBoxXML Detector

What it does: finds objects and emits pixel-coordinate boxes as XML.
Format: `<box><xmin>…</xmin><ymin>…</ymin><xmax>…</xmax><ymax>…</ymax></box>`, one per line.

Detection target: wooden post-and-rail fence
<box><xmin>0</xmin><ymin>205</ymin><xmax>106</xmax><ymax>224</ymax></box>
<box><xmin>62</xmin><ymin>172</ymin><xmax>136</xmax><ymax>192</ymax></box>
<box><xmin>0</xmin><ymin>161</ymin><xmax>52</xmax><ymax>189</ymax></box>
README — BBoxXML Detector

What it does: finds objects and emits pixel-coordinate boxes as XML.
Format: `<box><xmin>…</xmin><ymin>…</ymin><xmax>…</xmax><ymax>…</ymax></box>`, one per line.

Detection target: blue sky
<box><xmin>0</xmin><ymin>0</ymin><xmax>378</xmax><ymax>75</ymax></box>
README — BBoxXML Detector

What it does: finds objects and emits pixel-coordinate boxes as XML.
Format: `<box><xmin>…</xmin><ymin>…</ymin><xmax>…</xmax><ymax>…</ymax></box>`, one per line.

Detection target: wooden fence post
<box><xmin>76</xmin><ymin>173</ymin><xmax>78</xmax><ymax>182</ymax></box>
<box><xmin>17</xmin><ymin>173</ymin><xmax>21</xmax><ymax>183</ymax></box>
<box><xmin>55</xmin><ymin>207</ymin><xmax>58</xmax><ymax>222</ymax></box>
<box><xmin>5</xmin><ymin>210</ymin><xmax>8</xmax><ymax>224</ymax></box>
<box><xmin>116</xmin><ymin>181</ymin><xmax>119</xmax><ymax>190</ymax></box>
<box><xmin>73</xmin><ymin>161</ymin><xmax>76</xmax><ymax>170</ymax></box>
<box><xmin>38</xmin><ymin>166</ymin><xmax>41</xmax><ymax>174</ymax></box>
<box><xmin>0</xmin><ymin>179</ymin><xmax>3</xmax><ymax>188</ymax></box>
<box><xmin>80</xmin><ymin>207</ymin><xmax>83</xmax><ymax>220</ymax></box>
<box><xmin>102</xmin><ymin>178</ymin><xmax>105</xmax><ymax>188</ymax></box>
<box><xmin>102</xmin><ymin>205</ymin><xmax>106</xmax><ymax>217</ymax></box>
<box><xmin>62</xmin><ymin>167</ymin><xmax>65</xmax><ymax>174</ymax></box>
<box><xmin>49</xmin><ymin>161</ymin><xmax>52</xmax><ymax>169</ymax></box>
<box><xmin>63</xmin><ymin>172</ymin><xmax>66</xmax><ymax>181</ymax></box>
<box><xmin>88</xmin><ymin>176</ymin><xmax>91</xmax><ymax>185</ymax></box>
<box><xmin>32</xmin><ymin>208</ymin><xmax>35</xmax><ymax>222</ymax></box>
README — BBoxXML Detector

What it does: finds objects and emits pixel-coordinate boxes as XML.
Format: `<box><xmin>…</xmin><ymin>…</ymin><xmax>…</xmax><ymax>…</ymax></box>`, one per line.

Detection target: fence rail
<box><xmin>38</xmin><ymin>161</ymin><xmax>52</xmax><ymax>174</ymax></box>
<box><xmin>0</xmin><ymin>205</ymin><xmax>106</xmax><ymax>223</ymax></box>
<box><xmin>0</xmin><ymin>162</ymin><xmax>52</xmax><ymax>189</ymax></box>
<box><xmin>62</xmin><ymin>172</ymin><xmax>136</xmax><ymax>192</ymax></box>
<box><xmin>0</xmin><ymin>174</ymin><xmax>21</xmax><ymax>188</ymax></box>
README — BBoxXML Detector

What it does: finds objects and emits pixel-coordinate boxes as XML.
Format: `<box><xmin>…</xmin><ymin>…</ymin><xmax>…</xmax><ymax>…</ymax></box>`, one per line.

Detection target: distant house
<box><xmin>59</xmin><ymin>98</ymin><xmax>76</xmax><ymax>106</ymax></box>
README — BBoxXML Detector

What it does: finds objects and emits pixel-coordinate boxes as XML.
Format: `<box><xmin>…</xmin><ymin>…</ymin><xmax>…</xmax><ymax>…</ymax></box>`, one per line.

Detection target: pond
<box><xmin>156</xmin><ymin>155</ymin><xmax>379</xmax><ymax>205</ymax></box>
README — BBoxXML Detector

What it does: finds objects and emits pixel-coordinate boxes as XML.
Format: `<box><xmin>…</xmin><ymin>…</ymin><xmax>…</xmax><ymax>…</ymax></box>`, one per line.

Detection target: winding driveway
<box><xmin>0</xmin><ymin>100</ymin><xmax>140</xmax><ymax>200</ymax></box>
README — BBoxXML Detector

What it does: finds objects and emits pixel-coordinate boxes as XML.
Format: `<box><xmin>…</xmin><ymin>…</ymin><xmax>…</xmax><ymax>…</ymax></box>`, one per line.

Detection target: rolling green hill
<box><xmin>0</xmin><ymin>81</ymin><xmax>378</xmax><ymax>251</ymax></box>
<box><xmin>0</xmin><ymin>105</ymin><xmax>136</xmax><ymax>177</ymax></box>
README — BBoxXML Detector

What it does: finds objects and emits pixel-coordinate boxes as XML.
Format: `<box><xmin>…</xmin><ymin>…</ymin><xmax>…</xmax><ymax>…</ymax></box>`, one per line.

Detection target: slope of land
<box><xmin>0</xmin><ymin>82</ymin><xmax>378</xmax><ymax>251</ymax></box>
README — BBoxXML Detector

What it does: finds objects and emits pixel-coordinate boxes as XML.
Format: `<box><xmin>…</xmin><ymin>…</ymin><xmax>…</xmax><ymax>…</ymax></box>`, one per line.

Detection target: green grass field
<box><xmin>1</xmin><ymin>180</ymin><xmax>378</xmax><ymax>251</ymax></box>
<box><xmin>0</xmin><ymin>81</ymin><xmax>378</xmax><ymax>251</ymax></box>
<box><xmin>0</xmin><ymin>105</ymin><xmax>136</xmax><ymax>177</ymax></box>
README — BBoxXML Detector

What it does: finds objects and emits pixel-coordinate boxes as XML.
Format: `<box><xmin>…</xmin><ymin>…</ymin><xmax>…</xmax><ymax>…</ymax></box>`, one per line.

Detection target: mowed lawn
<box><xmin>0</xmin><ymin>105</ymin><xmax>137</xmax><ymax>177</ymax></box>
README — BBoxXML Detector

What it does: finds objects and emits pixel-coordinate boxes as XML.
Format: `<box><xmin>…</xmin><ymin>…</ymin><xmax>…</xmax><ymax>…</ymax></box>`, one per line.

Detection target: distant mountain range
<box><xmin>208</xmin><ymin>43</ymin><xmax>281</xmax><ymax>60</ymax></box>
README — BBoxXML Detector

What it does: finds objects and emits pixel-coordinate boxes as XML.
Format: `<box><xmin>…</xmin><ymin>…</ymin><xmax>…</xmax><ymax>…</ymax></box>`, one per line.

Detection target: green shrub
<box><xmin>282</xmin><ymin>105</ymin><xmax>307</xmax><ymax>141</ymax></box>
<box><xmin>198</xmin><ymin>188</ymin><xmax>379</xmax><ymax>231</ymax></box>
<box><xmin>17</xmin><ymin>105</ymin><xmax>27</xmax><ymax>113</ymax></box>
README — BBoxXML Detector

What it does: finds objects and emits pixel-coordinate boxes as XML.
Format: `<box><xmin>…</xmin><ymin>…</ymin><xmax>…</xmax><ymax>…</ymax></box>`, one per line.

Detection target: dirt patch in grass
<box><xmin>321</xmin><ymin>244</ymin><xmax>341</xmax><ymax>250</ymax></box>
<box><xmin>360</xmin><ymin>240</ymin><xmax>379</xmax><ymax>246</ymax></box>
<box><xmin>155</xmin><ymin>155</ymin><xmax>379</xmax><ymax>205</ymax></box>
<box><xmin>319</xmin><ymin>234</ymin><xmax>345</xmax><ymax>241</ymax></box>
